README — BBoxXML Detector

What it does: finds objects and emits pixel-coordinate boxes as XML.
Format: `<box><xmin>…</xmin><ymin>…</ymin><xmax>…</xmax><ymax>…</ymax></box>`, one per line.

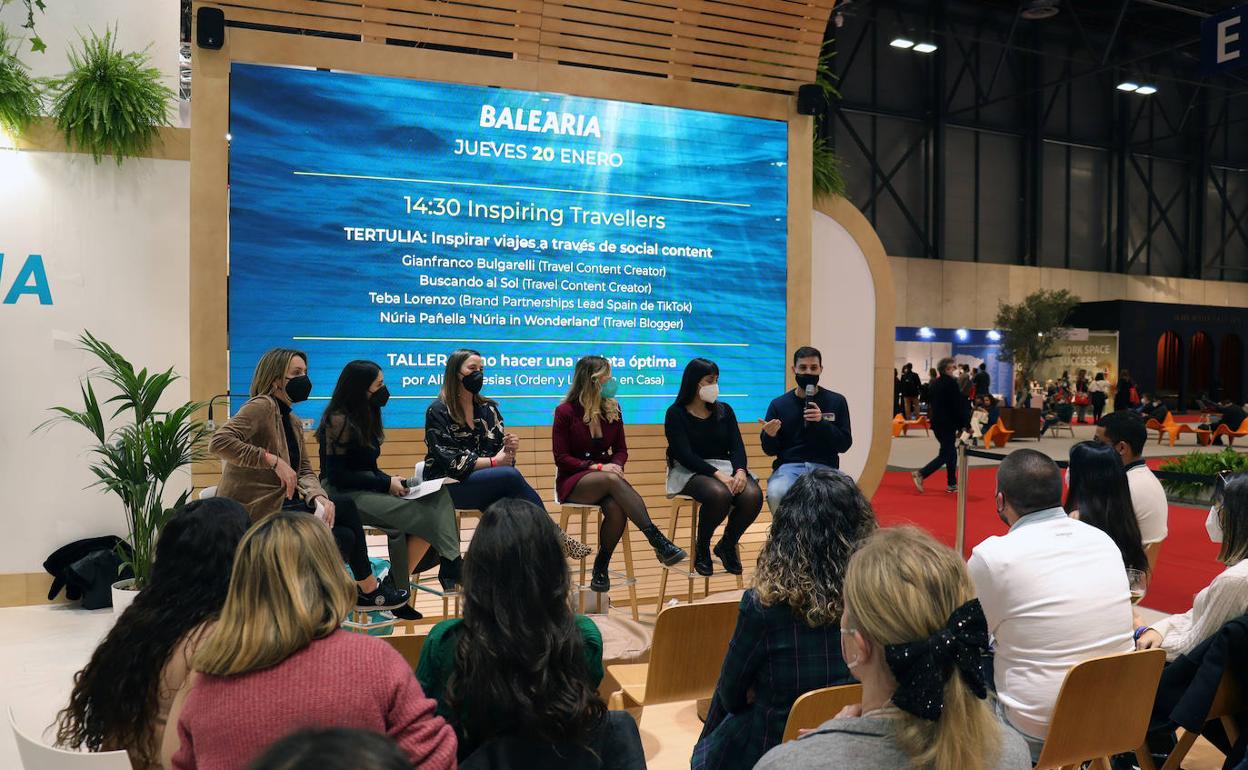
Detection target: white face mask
<box><xmin>1208</xmin><ymin>505</ymin><xmax>1224</xmax><ymax>544</ymax></box>
<box><xmin>699</xmin><ymin>383</ymin><xmax>719</xmax><ymax>403</ymax></box>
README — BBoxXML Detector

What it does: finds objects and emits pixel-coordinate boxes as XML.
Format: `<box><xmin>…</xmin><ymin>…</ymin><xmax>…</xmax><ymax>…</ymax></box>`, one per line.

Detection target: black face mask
<box><xmin>795</xmin><ymin>373</ymin><xmax>820</xmax><ymax>390</ymax></box>
<box><xmin>462</xmin><ymin>370</ymin><xmax>485</xmax><ymax>395</ymax></box>
<box><xmin>369</xmin><ymin>385</ymin><xmax>390</xmax><ymax>408</ymax></box>
<box><xmin>284</xmin><ymin>375</ymin><xmax>312</xmax><ymax>404</ymax></box>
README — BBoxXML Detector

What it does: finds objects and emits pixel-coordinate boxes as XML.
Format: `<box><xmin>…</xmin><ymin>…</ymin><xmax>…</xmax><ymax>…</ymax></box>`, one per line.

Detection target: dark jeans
<box><xmin>919</xmin><ymin>431</ymin><xmax>959</xmax><ymax>486</ymax></box>
<box><xmin>446</xmin><ymin>465</ymin><xmax>545</xmax><ymax>511</ymax></box>
<box><xmin>283</xmin><ymin>495</ymin><xmax>371</xmax><ymax>581</ymax></box>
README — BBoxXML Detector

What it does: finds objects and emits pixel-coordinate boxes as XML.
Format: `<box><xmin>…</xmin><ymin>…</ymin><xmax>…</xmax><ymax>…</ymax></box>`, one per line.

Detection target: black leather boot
<box><xmin>590</xmin><ymin>552</ymin><xmax>612</xmax><ymax>592</ymax></box>
<box><xmin>714</xmin><ymin>541</ymin><xmax>743</xmax><ymax>575</ymax></box>
<box><xmin>641</xmin><ymin>525</ymin><xmax>687</xmax><ymax>567</ymax></box>
<box><xmin>694</xmin><ymin>540</ymin><xmax>714</xmax><ymax>577</ymax></box>
<box><xmin>438</xmin><ymin>556</ymin><xmax>463</xmax><ymax>592</ymax></box>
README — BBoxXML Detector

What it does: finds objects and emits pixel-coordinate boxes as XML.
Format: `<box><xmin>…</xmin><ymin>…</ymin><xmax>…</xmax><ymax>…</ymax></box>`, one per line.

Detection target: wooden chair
<box><xmin>409</xmin><ymin>507</ymin><xmax>482</xmax><ymax>619</ymax></box>
<box><xmin>1159</xmin><ymin>667</ymin><xmax>1245</xmax><ymax>770</ymax></box>
<box><xmin>984</xmin><ymin>419</ymin><xmax>1014</xmax><ymax>448</ymax></box>
<box><xmin>1032</xmin><ymin>648</ymin><xmax>1166</xmax><ymax>770</ymax></box>
<box><xmin>379</xmin><ymin>626</ymin><xmax>429</xmax><ymax>669</ymax></box>
<box><xmin>560</xmin><ymin>502</ymin><xmax>639</xmax><ymax>620</ymax></box>
<box><xmin>1049</xmin><ymin>417</ymin><xmax>1076</xmax><ymax>438</ymax></box>
<box><xmin>656</xmin><ymin>495</ymin><xmax>743</xmax><ymax>612</ymax></box>
<box><xmin>606</xmin><ymin>600</ymin><xmax>739</xmax><ymax>722</ymax></box>
<box><xmin>781</xmin><ymin>684</ymin><xmax>864</xmax><ymax>742</ymax></box>
<box><xmin>1144</xmin><ymin>540</ymin><xmax>1163</xmax><ymax>574</ymax></box>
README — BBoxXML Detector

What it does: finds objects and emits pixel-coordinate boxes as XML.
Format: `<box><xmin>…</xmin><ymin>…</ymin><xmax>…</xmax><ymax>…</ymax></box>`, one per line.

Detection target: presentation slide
<box><xmin>228</xmin><ymin>63</ymin><xmax>788</xmax><ymax>427</ymax></box>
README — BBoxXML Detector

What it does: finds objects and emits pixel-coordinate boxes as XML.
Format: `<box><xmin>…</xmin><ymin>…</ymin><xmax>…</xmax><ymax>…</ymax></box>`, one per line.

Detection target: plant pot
<box><xmin>111</xmin><ymin>578</ymin><xmax>139</xmax><ymax>614</ymax></box>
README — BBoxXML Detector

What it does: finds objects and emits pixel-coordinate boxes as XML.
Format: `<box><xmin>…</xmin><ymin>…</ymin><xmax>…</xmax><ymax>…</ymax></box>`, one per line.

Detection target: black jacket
<box><xmin>899</xmin><ymin>371</ymin><xmax>921</xmax><ymax>397</ymax></box>
<box><xmin>927</xmin><ymin>375</ymin><xmax>971</xmax><ymax>436</ymax></box>
<box><xmin>973</xmin><ymin>369</ymin><xmax>991</xmax><ymax>394</ymax></box>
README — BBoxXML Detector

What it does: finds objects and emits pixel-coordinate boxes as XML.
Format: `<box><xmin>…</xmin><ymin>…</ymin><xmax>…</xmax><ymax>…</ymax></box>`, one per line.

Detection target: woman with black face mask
<box><xmin>211</xmin><ymin>349</ymin><xmax>408</xmax><ymax>611</ymax></box>
<box><xmin>423</xmin><ymin>349</ymin><xmax>591</xmax><ymax>558</ymax></box>
<box><xmin>318</xmin><ymin>359</ymin><xmax>461</xmax><ymax>598</ymax></box>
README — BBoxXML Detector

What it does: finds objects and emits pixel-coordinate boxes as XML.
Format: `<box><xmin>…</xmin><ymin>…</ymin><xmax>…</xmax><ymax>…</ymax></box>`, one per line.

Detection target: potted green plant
<box><xmin>1158</xmin><ymin>449</ymin><xmax>1248</xmax><ymax>505</ymax></box>
<box><xmin>41</xmin><ymin>332</ymin><xmax>209</xmax><ymax>612</ymax></box>
<box><xmin>0</xmin><ymin>0</ymin><xmax>48</xmax><ymax>53</ymax></box>
<box><xmin>0</xmin><ymin>24</ymin><xmax>41</xmax><ymax>137</ymax></box>
<box><xmin>44</xmin><ymin>26</ymin><xmax>173</xmax><ymax>164</ymax></box>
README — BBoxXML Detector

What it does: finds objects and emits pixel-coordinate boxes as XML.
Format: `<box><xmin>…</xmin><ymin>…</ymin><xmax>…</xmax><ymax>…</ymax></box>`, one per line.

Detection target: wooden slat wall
<box><xmin>193</xmin><ymin>422</ymin><xmax>775</xmax><ymax>610</ymax></box>
<box><xmin>200</xmin><ymin>0</ymin><xmax>833</xmax><ymax>92</ymax></box>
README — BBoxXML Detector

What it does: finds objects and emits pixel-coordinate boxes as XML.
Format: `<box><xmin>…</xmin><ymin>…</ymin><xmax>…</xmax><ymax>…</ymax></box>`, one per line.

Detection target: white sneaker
<box><xmin>911</xmin><ymin>471</ymin><xmax>924</xmax><ymax>493</ymax></box>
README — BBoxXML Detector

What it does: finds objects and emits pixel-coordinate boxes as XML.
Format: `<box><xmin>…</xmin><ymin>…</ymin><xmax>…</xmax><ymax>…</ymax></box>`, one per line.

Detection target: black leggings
<box><xmin>679</xmin><ymin>474</ymin><xmax>763</xmax><ymax>549</ymax></box>
<box><xmin>565</xmin><ymin>471</ymin><xmax>656</xmax><ymax>567</ymax></box>
<box><xmin>287</xmin><ymin>496</ymin><xmax>371</xmax><ymax>582</ymax></box>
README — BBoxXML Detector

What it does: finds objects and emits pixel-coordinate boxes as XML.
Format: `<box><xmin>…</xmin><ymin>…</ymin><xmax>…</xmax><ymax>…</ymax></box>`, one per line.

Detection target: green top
<box><xmin>415</xmin><ymin>614</ymin><xmax>604</xmax><ymax>725</ymax></box>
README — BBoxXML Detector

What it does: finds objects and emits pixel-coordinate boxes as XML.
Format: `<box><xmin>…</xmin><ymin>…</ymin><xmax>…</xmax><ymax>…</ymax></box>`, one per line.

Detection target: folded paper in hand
<box><xmin>403</xmin><ymin>477</ymin><xmax>446</xmax><ymax>500</ymax></box>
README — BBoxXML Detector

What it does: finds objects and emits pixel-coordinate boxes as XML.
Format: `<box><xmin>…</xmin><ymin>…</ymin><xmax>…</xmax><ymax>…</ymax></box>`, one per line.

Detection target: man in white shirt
<box><xmin>1096</xmin><ymin>411</ymin><xmax>1169</xmax><ymax>545</ymax></box>
<box><xmin>968</xmin><ymin>449</ymin><xmax>1135</xmax><ymax>761</ymax></box>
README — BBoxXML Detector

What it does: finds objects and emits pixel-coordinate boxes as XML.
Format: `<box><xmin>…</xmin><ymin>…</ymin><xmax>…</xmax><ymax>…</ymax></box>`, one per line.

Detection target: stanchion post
<box><xmin>956</xmin><ymin>440</ymin><xmax>969</xmax><ymax>557</ymax></box>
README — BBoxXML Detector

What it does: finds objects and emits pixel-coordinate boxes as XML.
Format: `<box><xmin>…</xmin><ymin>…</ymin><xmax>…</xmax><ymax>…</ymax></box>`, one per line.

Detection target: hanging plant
<box><xmin>46</xmin><ymin>27</ymin><xmax>173</xmax><ymax>164</ymax></box>
<box><xmin>0</xmin><ymin>24</ymin><xmax>41</xmax><ymax>135</ymax></box>
<box><xmin>811</xmin><ymin>42</ymin><xmax>847</xmax><ymax>200</ymax></box>
<box><xmin>0</xmin><ymin>0</ymin><xmax>47</xmax><ymax>52</ymax></box>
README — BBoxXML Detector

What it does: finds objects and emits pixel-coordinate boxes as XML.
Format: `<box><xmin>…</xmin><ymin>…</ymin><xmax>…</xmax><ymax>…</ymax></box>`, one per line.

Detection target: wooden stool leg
<box><xmin>622</xmin><ymin>529</ymin><xmax>638</xmax><ymax>621</ymax></box>
<box><xmin>656</xmin><ymin>499</ymin><xmax>682</xmax><ymax>613</ymax></box>
<box><xmin>579</xmin><ymin>509</ymin><xmax>589</xmax><ymax>614</ymax></box>
<box><xmin>687</xmin><ymin>502</ymin><xmax>697</xmax><ymax>604</ymax></box>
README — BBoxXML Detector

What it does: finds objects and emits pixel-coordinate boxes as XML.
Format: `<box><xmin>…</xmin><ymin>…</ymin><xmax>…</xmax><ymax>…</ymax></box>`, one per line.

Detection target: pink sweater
<box><xmin>171</xmin><ymin>630</ymin><xmax>456</xmax><ymax>770</ymax></box>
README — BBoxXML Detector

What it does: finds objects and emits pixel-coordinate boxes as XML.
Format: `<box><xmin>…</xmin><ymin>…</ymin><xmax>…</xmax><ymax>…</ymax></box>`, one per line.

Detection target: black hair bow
<box><xmin>883</xmin><ymin>598</ymin><xmax>990</xmax><ymax>721</ymax></box>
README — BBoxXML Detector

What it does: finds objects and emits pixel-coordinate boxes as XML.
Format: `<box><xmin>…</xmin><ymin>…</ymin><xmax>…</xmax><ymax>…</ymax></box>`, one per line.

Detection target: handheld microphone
<box><xmin>804</xmin><ymin>383</ymin><xmax>817</xmax><ymax>409</ymax></box>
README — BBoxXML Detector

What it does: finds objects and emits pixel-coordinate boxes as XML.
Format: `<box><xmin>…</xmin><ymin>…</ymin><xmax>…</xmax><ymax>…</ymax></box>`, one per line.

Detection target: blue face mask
<box><xmin>600</xmin><ymin>377</ymin><xmax>619</xmax><ymax>399</ymax></box>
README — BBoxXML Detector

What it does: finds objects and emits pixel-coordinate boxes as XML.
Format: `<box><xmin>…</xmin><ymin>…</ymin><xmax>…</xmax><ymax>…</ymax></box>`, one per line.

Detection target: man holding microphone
<box><xmin>759</xmin><ymin>346</ymin><xmax>853</xmax><ymax>511</ymax></box>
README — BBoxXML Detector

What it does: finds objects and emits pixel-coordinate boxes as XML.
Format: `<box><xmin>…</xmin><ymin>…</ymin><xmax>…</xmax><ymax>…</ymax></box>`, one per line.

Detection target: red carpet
<box><xmin>870</xmin><ymin>468</ymin><xmax>1222</xmax><ymax>614</ymax></box>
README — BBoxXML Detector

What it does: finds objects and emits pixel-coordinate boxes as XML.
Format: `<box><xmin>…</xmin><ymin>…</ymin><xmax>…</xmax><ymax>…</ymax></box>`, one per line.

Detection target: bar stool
<box><xmin>409</xmin><ymin>507</ymin><xmax>481</xmax><ymax>619</ymax></box>
<box><xmin>656</xmin><ymin>495</ymin><xmax>744</xmax><ymax>613</ymax></box>
<box><xmin>559</xmin><ymin>502</ymin><xmax>639</xmax><ymax>621</ymax></box>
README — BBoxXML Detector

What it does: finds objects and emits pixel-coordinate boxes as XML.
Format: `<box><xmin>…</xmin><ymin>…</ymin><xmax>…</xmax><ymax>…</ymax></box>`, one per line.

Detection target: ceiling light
<box><xmin>1117</xmin><ymin>82</ymin><xmax>1140</xmax><ymax>92</ymax></box>
<box><xmin>890</xmin><ymin>38</ymin><xmax>916</xmax><ymax>49</ymax></box>
<box><xmin>918</xmin><ymin>326</ymin><xmax>935</xmax><ymax>339</ymax></box>
<box><xmin>1135</xmin><ymin>85</ymin><xmax>1158</xmax><ymax>95</ymax></box>
<box><xmin>913</xmin><ymin>43</ymin><xmax>938</xmax><ymax>53</ymax></box>
<box><xmin>955</xmin><ymin>328</ymin><xmax>969</xmax><ymax>341</ymax></box>
<box><xmin>987</xmin><ymin>330</ymin><xmax>1002</xmax><ymax>341</ymax></box>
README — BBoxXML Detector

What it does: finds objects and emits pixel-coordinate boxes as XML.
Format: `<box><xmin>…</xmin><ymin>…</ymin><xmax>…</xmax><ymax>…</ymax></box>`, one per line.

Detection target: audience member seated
<box><xmin>1204</xmin><ymin>399</ymin><xmax>1248</xmax><ymax>445</ymax></box>
<box><xmin>1065</xmin><ymin>441</ymin><xmax>1150</xmax><ymax>576</ymax></box>
<box><xmin>754</xmin><ymin>527</ymin><xmax>1031</xmax><ymax>770</ymax></box>
<box><xmin>244</xmin><ymin>728</ymin><xmax>411</xmax><ymax>770</ymax></box>
<box><xmin>553</xmin><ymin>355</ymin><xmax>685</xmax><ymax>593</ymax></box>
<box><xmin>423</xmin><ymin>348</ymin><xmax>589</xmax><ymax>559</ymax></box>
<box><xmin>759</xmin><ymin>346</ymin><xmax>853</xmax><ymax>512</ymax></box>
<box><xmin>968</xmin><ymin>449</ymin><xmax>1134</xmax><ymax>761</ymax></box>
<box><xmin>1096</xmin><ymin>411</ymin><xmax>1168</xmax><ymax>546</ymax></box>
<box><xmin>1137</xmin><ymin>394</ymin><xmax>1170</xmax><ymax>423</ymax></box>
<box><xmin>664</xmin><ymin>357</ymin><xmax>764</xmax><ymax>577</ymax></box>
<box><xmin>170</xmin><ymin>512</ymin><xmax>456</xmax><ymax>770</ymax></box>
<box><xmin>55</xmin><ymin>499</ymin><xmax>250</xmax><ymax>770</ymax></box>
<box><xmin>316</xmin><ymin>359</ymin><xmax>461</xmax><ymax>591</ymax></box>
<box><xmin>416</xmin><ymin>499</ymin><xmax>644</xmax><ymax>768</ymax></box>
<box><xmin>1037</xmin><ymin>394</ymin><xmax>1073</xmax><ymax>436</ymax></box>
<box><xmin>1136</xmin><ymin>473</ymin><xmax>1248</xmax><ymax>660</ymax></box>
<box><xmin>210</xmin><ymin>348</ymin><xmax>406</xmax><ymax>610</ymax></box>
<box><xmin>693</xmin><ymin>469</ymin><xmax>876</xmax><ymax>770</ymax></box>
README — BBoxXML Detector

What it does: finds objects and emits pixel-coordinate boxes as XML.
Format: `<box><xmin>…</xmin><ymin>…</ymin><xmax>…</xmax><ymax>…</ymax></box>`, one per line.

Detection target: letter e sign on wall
<box><xmin>1204</xmin><ymin>5</ymin><xmax>1245</xmax><ymax>73</ymax></box>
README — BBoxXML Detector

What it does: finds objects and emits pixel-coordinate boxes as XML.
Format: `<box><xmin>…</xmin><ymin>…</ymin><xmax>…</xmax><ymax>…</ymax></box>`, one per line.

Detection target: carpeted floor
<box><xmin>869</xmin><ymin>466</ymin><xmax>1220</xmax><ymax>615</ymax></box>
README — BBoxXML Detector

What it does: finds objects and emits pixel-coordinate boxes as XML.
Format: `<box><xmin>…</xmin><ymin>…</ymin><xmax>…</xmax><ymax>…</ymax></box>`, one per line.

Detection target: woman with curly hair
<box><xmin>416</xmin><ymin>498</ymin><xmax>644</xmax><ymax>767</ymax></box>
<box><xmin>55</xmin><ymin>498</ymin><xmax>251</xmax><ymax>768</ymax></box>
<box><xmin>692</xmin><ymin>469</ymin><xmax>877</xmax><ymax>770</ymax></box>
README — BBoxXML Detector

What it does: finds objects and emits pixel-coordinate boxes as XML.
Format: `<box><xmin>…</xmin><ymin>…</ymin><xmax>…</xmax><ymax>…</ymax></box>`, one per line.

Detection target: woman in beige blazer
<box><xmin>209</xmin><ymin>347</ymin><xmax>407</xmax><ymax>610</ymax></box>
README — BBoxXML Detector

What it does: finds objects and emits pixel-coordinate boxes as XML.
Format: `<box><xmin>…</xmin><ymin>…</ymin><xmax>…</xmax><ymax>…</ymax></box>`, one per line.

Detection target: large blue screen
<box><xmin>228</xmin><ymin>63</ymin><xmax>788</xmax><ymax>427</ymax></box>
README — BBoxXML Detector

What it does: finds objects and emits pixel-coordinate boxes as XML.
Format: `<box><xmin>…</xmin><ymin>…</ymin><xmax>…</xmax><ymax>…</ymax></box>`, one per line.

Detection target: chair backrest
<box><xmin>198</xmin><ymin>485</ymin><xmax>217</xmax><ymax>500</ymax></box>
<box><xmin>1033</xmin><ymin>648</ymin><xmax>1166</xmax><ymax>770</ymax></box>
<box><xmin>643</xmin><ymin>600</ymin><xmax>740</xmax><ymax>705</ymax></box>
<box><xmin>1144</xmin><ymin>541</ymin><xmax>1163</xmax><ymax>573</ymax></box>
<box><xmin>9</xmin><ymin>708</ymin><xmax>132</xmax><ymax>770</ymax></box>
<box><xmin>1206</xmin><ymin>665</ymin><xmax>1246</xmax><ymax>721</ymax></box>
<box><xmin>782</xmin><ymin>684</ymin><xmax>864</xmax><ymax>742</ymax></box>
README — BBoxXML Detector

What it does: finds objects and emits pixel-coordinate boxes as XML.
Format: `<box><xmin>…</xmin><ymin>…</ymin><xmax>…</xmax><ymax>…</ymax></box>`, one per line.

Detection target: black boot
<box><xmin>693</xmin><ymin>540</ymin><xmax>713</xmax><ymax>577</ymax></box>
<box><xmin>713</xmin><ymin>540</ymin><xmax>743</xmax><ymax>575</ymax></box>
<box><xmin>438</xmin><ymin>556</ymin><xmax>463</xmax><ymax>592</ymax></box>
<box><xmin>590</xmin><ymin>552</ymin><xmax>612</xmax><ymax>592</ymax></box>
<box><xmin>641</xmin><ymin>525</ymin><xmax>687</xmax><ymax>567</ymax></box>
<box><xmin>411</xmin><ymin>547</ymin><xmax>440</xmax><ymax>575</ymax></box>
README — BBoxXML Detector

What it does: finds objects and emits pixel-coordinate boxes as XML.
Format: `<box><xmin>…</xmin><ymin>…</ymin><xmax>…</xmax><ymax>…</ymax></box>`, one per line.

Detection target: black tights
<box><xmin>284</xmin><ymin>496</ymin><xmax>370</xmax><ymax>582</ymax></box>
<box><xmin>565</xmin><ymin>471</ymin><xmax>656</xmax><ymax>570</ymax></box>
<box><xmin>680</xmin><ymin>474</ymin><xmax>763</xmax><ymax>550</ymax></box>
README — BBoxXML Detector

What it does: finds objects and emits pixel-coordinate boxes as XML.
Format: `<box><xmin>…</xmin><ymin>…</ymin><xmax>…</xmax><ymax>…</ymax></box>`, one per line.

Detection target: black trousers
<box><xmin>919</xmin><ymin>431</ymin><xmax>959</xmax><ymax>486</ymax></box>
<box><xmin>283</xmin><ymin>496</ymin><xmax>371</xmax><ymax>582</ymax></box>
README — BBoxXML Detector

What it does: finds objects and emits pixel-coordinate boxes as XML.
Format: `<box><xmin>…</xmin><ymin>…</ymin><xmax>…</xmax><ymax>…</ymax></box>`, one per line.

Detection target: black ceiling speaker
<box><xmin>796</xmin><ymin>84</ymin><xmax>825</xmax><ymax>116</ymax></box>
<box><xmin>197</xmin><ymin>7</ymin><xmax>225</xmax><ymax>50</ymax></box>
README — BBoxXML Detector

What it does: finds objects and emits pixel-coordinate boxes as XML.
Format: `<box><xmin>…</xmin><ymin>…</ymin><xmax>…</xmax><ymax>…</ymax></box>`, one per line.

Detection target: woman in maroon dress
<box><xmin>553</xmin><ymin>356</ymin><xmax>686</xmax><ymax>592</ymax></box>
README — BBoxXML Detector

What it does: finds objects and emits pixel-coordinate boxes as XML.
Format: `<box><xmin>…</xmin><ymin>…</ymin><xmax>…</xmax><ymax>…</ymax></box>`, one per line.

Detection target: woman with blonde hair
<box><xmin>210</xmin><ymin>347</ymin><xmax>407</xmax><ymax>610</ymax></box>
<box><xmin>756</xmin><ymin>527</ymin><xmax>1030</xmax><ymax>770</ymax></box>
<box><xmin>693</xmin><ymin>469</ymin><xmax>874</xmax><ymax>770</ymax></box>
<box><xmin>552</xmin><ymin>355</ymin><xmax>685</xmax><ymax>593</ymax></box>
<box><xmin>168</xmin><ymin>512</ymin><xmax>456</xmax><ymax>770</ymax></box>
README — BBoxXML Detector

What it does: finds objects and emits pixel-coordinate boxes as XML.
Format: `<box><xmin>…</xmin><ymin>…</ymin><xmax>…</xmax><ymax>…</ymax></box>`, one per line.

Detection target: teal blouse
<box><xmin>415</xmin><ymin>614</ymin><xmax>605</xmax><ymax>728</ymax></box>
